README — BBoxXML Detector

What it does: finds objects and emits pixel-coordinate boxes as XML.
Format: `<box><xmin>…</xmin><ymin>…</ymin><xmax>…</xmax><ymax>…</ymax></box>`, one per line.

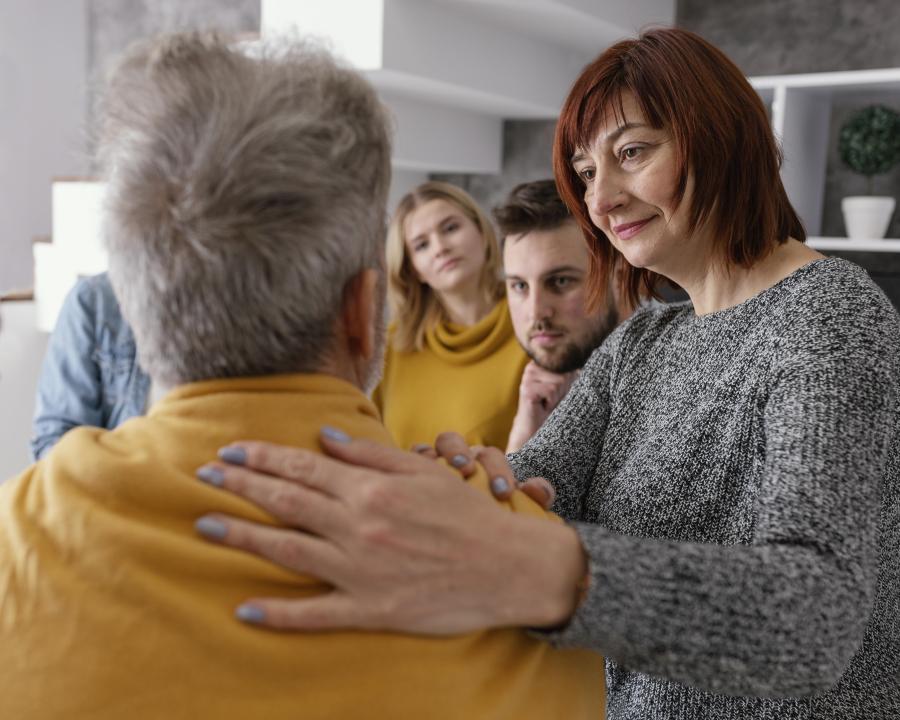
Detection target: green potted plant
<box><xmin>838</xmin><ymin>104</ymin><xmax>900</xmax><ymax>239</ymax></box>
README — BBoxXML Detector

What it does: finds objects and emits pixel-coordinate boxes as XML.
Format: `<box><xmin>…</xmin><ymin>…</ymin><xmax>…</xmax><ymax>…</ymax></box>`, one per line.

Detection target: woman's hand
<box><xmin>412</xmin><ymin>431</ymin><xmax>556</xmax><ymax>510</ymax></box>
<box><xmin>194</xmin><ymin>429</ymin><xmax>586</xmax><ymax>633</ymax></box>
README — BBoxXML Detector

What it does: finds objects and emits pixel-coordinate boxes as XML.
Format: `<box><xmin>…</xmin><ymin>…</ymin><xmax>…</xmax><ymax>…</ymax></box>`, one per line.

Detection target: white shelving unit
<box><xmin>749</xmin><ymin>67</ymin><xmax>900</xmax><ymax>245</ymax></box>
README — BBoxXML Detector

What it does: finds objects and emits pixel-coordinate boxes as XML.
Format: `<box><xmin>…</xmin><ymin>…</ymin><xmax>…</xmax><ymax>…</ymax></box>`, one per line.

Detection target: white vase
<box><xmin>841</xmin><ymin>196</ymin><xmax>896</xmax><ymax>240</ymax></box>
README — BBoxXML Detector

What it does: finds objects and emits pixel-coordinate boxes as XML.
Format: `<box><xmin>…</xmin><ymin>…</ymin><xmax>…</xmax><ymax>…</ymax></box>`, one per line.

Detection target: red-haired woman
<box><xmin>197</xmin><ymin>28</ymin><xmax>899</xmax><ymax>718</ymax></box>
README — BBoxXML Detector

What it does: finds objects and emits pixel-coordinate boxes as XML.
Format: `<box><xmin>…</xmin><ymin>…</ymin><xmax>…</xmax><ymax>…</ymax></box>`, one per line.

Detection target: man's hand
<box><xmin>506</xmin><ymin>361</ymin><xmax>578</xmax><ymax>453</ymax></box>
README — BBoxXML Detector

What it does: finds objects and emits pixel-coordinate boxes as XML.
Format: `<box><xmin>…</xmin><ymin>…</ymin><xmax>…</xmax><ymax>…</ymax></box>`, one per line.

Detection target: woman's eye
<box><xmin>508</xmin><ymin>280</ymin><xmax>527</xmax><ymax>293</ymax></box>
<box><xmin>413</xmin><ymin>240</ymin><xmax>428</xmax><ymax>252</ymax></box>
<box><xmin>620</xmin><ymin>145</ymin><xmax>642</xmax><ymax>162</ymax></box>
<box><xmin>444</xmin><ymin>222</ymin><xmax>459</xmax><ymax>233</ymax></box>
<box><xmin>576</xmin><ymin>167</ymin><xmax>595</xmax><ymax>183</ymax></box>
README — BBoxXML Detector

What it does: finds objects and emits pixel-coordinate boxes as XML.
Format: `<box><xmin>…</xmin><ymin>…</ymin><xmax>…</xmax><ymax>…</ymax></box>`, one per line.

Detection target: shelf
<box><xmin>807</xmin><ymin>237</ymin><xmax>900</xmax><ymax>252</ymax></box>
<box><xmin>746</xmin><ymin>67</ymin><xmax>900</xmax><ymax>239</ymax></box>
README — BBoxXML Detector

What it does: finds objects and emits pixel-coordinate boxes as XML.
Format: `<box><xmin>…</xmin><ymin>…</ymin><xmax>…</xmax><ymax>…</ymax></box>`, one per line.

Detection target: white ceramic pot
<box><xmin>841</xmin><ymin>196</ymin><xmax>896</xmax><ymax>240</ymax></box>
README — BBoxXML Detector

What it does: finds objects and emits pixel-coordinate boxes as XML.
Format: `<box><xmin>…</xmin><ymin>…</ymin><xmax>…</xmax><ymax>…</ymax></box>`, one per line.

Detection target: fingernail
<box><xmin>218</xmin><ymin>446</ymin><xmax>247</xmax><ymax>465</ymax></box>
<box><xmin>195</xmin><ymin>516</ymin><xmax>228</xmax><ymax>540</ymax></box>
<box><xmin>321</xmin><ymin>426</ymin><xmax>350</xmax><ymax>443</ymax></box>
<box><xmin>411</xmin><ymin>443</ymin><xmax>432</xmax><ymax>453</ymax></box>
<box><xmin>490</xmin><ymin>476</ymin><xmax>510</xmax><ymax>495</ymax></box>
<box><xmin>451</xmin><ymin>454</ymin><xmax>469</xmax><ymax>468</ymax></box>
<box><xmin>236</xmin><ymin>604</ymin><xmax>266</xmax><ymax>624</ymax></box>
<box><xmin>196</xmin><ymin>466</ymin><xmax>225</xmax><ymax>487</ymax></box>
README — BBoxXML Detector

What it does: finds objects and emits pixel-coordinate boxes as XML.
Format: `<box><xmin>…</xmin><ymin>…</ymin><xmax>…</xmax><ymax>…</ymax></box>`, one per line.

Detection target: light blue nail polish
<box><xmin>196</xmin><ymin>466</ymin><xmax>225</xmax><ymax>487</ymax></box>
<box><xmin>321</xmin><ymin>426</ymin><xmax>351</xmax><ymax>443</ymax></box>
<box><xmin>490</xmin><ymin>476</ymin><xmax>510</xmax><ymax>495</ymax></box>
<box><xmin>236</xmin><ymin>604</ymin><xmax>266</xmax><ymax>624</ymax></box>
<box><xmin>451</xmin><ymin>454</ymin><xmax>469</xmax><ymax>468</ymax></box>
<box><xmin>218</xmin><ymin>446</ymin><xmax>247</xmax><ymax>465</ymax></box>
<box><xmin>195</xmin><ymin>516</ymin><xmax>228</xmax><ymax>540</ymax></box>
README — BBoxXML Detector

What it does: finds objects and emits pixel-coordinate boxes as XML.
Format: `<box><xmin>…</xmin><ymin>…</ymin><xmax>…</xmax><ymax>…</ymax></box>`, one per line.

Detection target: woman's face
<box><xmin>570</xmin><ymin>92</ymin><xmax>709</xmax><ymax>280</ymax></box>
<box><xmin>403</xmin><ymin>198</ymin><xmax>486</xmax><ymax>296</ymax></box>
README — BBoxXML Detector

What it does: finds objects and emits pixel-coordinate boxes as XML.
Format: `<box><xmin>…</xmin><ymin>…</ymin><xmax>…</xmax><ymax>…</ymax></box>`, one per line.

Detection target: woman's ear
<box><xmin>342</xmin><ymin>269</ymin><xmax>380</xmax><ymax>361</ymax></box>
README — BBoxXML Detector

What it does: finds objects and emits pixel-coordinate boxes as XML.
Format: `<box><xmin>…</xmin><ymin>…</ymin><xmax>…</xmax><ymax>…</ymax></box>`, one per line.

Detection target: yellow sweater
<box><xmin>375</xmin><ymin>298</ymin><xmax>529</xmax><ymax>450</ymax></box>
<box><xmin>0</xmin><ymin>373</ymin><xmax>603</xmax><ymax>719</ymax></box>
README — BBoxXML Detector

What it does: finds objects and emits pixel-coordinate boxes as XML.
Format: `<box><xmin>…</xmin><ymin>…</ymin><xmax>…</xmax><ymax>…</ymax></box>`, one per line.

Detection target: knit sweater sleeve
<box><xmin>507</xmin><ymin>325</ymin><xmax>617</xmax><ymax>521</ymax></box>
<box><xmin>525</xmin><ymin>282</ymin><xmax>899</xmax><ymax>698</ymax></box>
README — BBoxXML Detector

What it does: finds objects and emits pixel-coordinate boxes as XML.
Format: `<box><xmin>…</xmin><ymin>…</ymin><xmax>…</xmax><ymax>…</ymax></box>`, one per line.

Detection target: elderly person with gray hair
<box><xmin>0</xmin><ymin>33</ymin><xmax>603</xmax><ymax>720</ymax></box>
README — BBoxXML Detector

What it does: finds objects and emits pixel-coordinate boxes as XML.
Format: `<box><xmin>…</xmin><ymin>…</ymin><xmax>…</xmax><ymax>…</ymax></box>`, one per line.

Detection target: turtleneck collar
<box><xmin>424</xmin><ymin>298</ymin><xmax>514</xmax><ymax>365</ymax></box>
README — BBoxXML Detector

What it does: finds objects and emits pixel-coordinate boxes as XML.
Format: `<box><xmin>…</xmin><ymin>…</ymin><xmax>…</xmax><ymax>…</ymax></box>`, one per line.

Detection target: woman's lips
<box><xmin>613</xmin><ymin>217</ymin><xmax>654</xmax><ymax>240</ymax></box>
<box><xmin>438</xmin><ymin>258</ymin><xmax>460</xmax><ymax>273</ymax></box>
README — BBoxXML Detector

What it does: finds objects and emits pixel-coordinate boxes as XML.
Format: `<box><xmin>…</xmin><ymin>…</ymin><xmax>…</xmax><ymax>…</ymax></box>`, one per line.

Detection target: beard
<box><xmin>526</xmin><ymin>301</ymin><xmax>620</xmax><ymax>374</ymax></box>
<box><xmin>362</xmin><ymin>269</ymin><xmax>389</xmax><ymax>395</ymax></box>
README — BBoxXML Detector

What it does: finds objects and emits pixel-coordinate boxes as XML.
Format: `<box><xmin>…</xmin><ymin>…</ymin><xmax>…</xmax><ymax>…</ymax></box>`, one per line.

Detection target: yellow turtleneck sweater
<box><xmin>0</xmin><ymin>373</ymin><xmax>603</xmax><ymax>719</ymax></box>
<box><xmin>375</xmin><ymin>298</ymin><xmax>529</xmax><ymax>450</ymax></box>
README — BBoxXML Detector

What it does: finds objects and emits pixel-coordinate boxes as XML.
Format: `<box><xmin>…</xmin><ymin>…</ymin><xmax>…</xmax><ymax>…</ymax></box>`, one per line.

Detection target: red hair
<box><xmin>553</xmin><ymin>27</ymin><xmax>805</xmax><ymax>309</ymax></box>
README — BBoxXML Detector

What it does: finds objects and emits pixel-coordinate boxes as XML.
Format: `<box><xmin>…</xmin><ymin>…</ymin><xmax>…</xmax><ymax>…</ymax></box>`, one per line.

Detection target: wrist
<box><xmin>506</xmin><ymin>412</ymin><xmax>543</xmax><ymax>453</ymax></box>
<box><xmin>498</xmin><ymin>515</ymin><xmax>589</xmax><ymax>628</ymax></box>
<box><xmin>540</xmin><ymin>524</ymin><xmax>590</xmax><ymax>627</ymax></box>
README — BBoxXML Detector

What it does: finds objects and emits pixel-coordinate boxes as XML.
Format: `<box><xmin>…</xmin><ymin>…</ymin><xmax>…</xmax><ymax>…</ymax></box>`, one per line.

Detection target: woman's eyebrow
<box><xmin>571</xmin><ymin>122</ymin><xmax>650</xmax><ymax>161</ymax></box>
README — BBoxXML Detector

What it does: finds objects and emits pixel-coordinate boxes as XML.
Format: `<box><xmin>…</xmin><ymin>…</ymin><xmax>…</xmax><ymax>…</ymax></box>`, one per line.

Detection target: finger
<box><xmin>318</xmin><ymin>430</ymin><xmax>447</xmax><ymax>475</ymax></box>
<box><xmin>518</xmin><ymin>477</ymin><xmax>556</xmax><ymax>510</ymax></box>
<box><xmin>411</xmin><ymin>443</ymin><xmax>438</xmax><ymax>460</ymax></box>
<box><xmin>196</xmin><ymin>463</ymin><xmax>346</xmax><ymax>532</ymax></box>
<box><xmin>194</xmin><ymin>513</ymin><xmax>343</xmax><ymax>578</ymax></box>
<box><xmin>234</xmin><ymin>593</ymin><xmax>362</xmax><ymax>632</ymax></box>
<box><xmin>433</xmin><ymin>431</ymin><xmax>478</xmax><ymax>476</ymax></box>
<box><xmin>216</xmin><ymin>441</ymin><xmax>355</xmax><ymax>497</ymax></box>
<box><xmin>475</xmin><ymin>446</ymin><xmax>517</xmax><ymax>500</ymax></box>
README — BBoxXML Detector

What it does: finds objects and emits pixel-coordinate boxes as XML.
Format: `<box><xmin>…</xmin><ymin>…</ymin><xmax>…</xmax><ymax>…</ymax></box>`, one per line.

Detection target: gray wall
<box><xmin>0</xmin><ymin>0</ymin><xmax>88</xmax><ymax>295</ymax></box>
<box><xmin>87</xmin><ymin>0</ymin><xmax>260</xmax><ymax>143</ymax></box>
<box><xmin>434</xmin><ymin>120</ymin><xmax>558</xmax><ymax>215</ymax></box>
<box><xmin>0</xmin><ymin>0</ymin><xmax>261</xmax><ymax>295</ymax></box>
<box><xmin>439</xmin><ymin>0</ymin><xmax>900</xmax><ymax>240</ymax></box>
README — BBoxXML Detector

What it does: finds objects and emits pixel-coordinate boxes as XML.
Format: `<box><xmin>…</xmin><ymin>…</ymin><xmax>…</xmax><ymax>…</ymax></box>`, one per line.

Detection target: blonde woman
<box><xmin>374</xmin><ymin>181</ymin><xmax>528</xmax><ymax>451</ymax></box>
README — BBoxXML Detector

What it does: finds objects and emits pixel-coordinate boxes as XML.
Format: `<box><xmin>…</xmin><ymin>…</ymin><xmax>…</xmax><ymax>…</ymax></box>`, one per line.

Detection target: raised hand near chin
<box><xmin>506</xmin><ymin>361</ymin><xmax>578</xmax><ymax>453</ymax></box>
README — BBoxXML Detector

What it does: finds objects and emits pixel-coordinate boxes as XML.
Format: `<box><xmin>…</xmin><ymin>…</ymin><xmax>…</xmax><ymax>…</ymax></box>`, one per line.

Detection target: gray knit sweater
<box><xmin>510</xmin><ymin>258</ymin><xmax>900</xmax><ymax>719</ymax></box>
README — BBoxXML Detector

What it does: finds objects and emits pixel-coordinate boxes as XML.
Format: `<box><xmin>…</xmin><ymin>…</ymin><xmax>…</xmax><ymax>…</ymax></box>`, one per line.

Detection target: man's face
<box><xmin>504</xmin><ymin>221</ymin><xmax>618</xmax><ymax>373</ymax></box>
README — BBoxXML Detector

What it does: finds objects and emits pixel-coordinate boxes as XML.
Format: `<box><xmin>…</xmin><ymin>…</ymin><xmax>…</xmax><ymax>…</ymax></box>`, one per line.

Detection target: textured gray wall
<box><xmin>440</xmin><ymin>0</ymin><xmax>900</xmax><ymax>241</ymax></box>
<box><xmin>677</xmin><ymin>0</ymin><xmax>900</xmax><ymax>75</ymax></box>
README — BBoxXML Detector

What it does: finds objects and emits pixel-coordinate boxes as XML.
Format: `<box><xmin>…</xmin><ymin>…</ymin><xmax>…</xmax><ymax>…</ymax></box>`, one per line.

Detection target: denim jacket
<box><xmin>31</xmin><ymin>273</ymin><xmax>150</xmax><ymax>460</ymax></box>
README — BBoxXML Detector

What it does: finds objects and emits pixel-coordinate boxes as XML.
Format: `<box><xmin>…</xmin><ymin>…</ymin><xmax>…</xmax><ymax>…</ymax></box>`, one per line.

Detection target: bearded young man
<box><xmin>495</xmin><ymin>180</ymin><xmax>638</xmax><ymax>452</ymax></box>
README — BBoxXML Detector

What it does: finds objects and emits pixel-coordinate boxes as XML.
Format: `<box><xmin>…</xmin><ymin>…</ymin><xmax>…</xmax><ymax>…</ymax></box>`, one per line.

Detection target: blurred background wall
<box><xmin>1</xmin><ymin>0</ymin><xmax>899</xmax><ymax>479</ymax></box>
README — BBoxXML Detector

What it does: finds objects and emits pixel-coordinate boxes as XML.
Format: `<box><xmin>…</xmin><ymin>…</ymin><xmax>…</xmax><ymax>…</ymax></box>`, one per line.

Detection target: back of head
<box><xmin>385</xmin><ymin>180</ymin><xmax>502</xmax><ymax>352</ymax></box>
<box><xmin>553</xmin><ymin>27</ymin><xmax>805</xmax><ymax>309</ymax></box>
<box><xmin>98</xmin><ymin>33</ymin><xmax>392</xmax><ymax>387</ymax></box>
<box><xmin>492</xmin><ymin>179</ymin><xmax>572</xmax><ymax>251</ymax></box>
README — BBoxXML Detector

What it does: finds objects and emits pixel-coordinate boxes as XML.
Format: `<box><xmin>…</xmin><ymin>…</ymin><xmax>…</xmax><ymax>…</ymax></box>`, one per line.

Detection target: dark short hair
<box><xmin>492</xmin><ymin>179</ymin><xmax>573</xmax><ymax>246</ymax></box>
<box><xmin>553</xmin><ymin>27</ymin><xmax>805</xmax><ymax>309</ymax></box>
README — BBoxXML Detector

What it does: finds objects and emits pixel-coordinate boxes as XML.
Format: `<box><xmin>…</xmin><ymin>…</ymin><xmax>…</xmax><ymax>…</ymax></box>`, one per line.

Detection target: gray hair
<box><xmin>97</xmin><ymin>32</ymin><xmax>392</xmax><ymax>386</ymax></box>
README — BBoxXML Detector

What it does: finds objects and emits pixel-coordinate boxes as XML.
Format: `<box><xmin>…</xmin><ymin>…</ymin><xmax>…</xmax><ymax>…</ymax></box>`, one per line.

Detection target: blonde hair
<box><xmin>386</xmin><ymin>181</ymin><xmax>504</xmax><ymax>352</ymax></box>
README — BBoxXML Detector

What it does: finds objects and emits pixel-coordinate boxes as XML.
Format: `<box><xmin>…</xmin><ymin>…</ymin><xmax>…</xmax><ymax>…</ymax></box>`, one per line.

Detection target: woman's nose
<box><xmin>586</xmin><ymin>172</ymin><xmax>625</xmax><ymax>218</ymax></box>
<box><xmin>432</xmin><ymin>234</ymin><xmax>450</xmax><ymax>256</ymax></box>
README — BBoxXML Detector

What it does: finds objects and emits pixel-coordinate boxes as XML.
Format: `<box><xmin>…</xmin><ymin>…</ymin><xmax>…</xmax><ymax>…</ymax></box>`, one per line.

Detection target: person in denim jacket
<box><xmin>30</xmin><ymin>272</ymin><xmax>150</xmax><ymax>460</ymax></box>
